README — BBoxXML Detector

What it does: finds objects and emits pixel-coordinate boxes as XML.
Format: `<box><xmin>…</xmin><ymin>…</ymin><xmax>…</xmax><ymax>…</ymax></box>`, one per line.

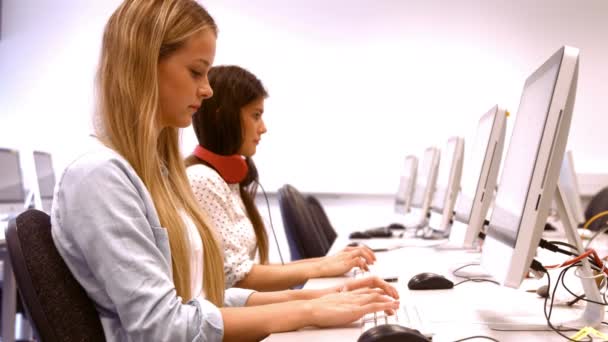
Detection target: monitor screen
<box><xmin>431</xmin><ymin>139</ymin><xmax>457</xmax><ymax>212</ymax></box>
<box><xmin>394</xmin><ymin>156</ymin><xmax>416</xmax><ymax>213</ymax></box>
<box><xmin>487</xmin><ymin>63</ymin><xmax>560</xmax><ymax>247</ymax></box>
<box><xmin>0</xmin><ymin>149</ymin><xmax>25</xmax><ymax>203</ymax></box>
<box><xmin>34</xmin><ymin>152</ymin><xmax>56</xmax><ymax>200</ymax></box>
<box><xmin>454</xmin><ymin>110</ymin><xmax>496</xmax><ymax>222</ymax></box>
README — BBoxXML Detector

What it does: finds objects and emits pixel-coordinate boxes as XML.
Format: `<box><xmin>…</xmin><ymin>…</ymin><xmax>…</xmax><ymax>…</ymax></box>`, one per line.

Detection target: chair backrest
<box><xmin>278</xmin><ymin>185</ymin><xmax>329</xmax><ymax>260</ymax></box>
<box><xmin>306</xmin><ymin>195</ymin><xmax>337</xmax><ymax>246</ymax></box>
<box><xmin>584</xmin><ymin>186</ymin><xmax>608</xmax><ymax>230</ymax></box>
<box><xmin>6</xmin><ymin>209</ymin><xmax>106</xmax><ymax>341</ymax></box>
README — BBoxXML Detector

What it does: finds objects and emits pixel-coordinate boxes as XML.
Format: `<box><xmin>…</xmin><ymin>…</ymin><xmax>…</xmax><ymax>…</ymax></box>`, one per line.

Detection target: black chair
<box><xmin>278</xmin><ymin>185</ymin><xmax>330</xmax><ymax>260</ymax></box>
<box><xmin>584</xmin><ymin>187</ymin><xmax>608</xmax><ymax>231</ymax></box>
<box><xmin>6</xmin><ymin>209</ymin><xmax>106</xmax><ymax>341</ymax></box>
<box><xmin>306</xmin><ymin>195</ymin><xmax>337</xmax><ymax>247</ymax></box>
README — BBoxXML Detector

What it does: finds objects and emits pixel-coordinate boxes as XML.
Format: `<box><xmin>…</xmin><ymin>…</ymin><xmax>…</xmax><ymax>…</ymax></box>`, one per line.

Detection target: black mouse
<box><xmin>388</xmin><ymin>223</ymin><xmax>406</xmax><ymax>230</ymax></box>
<box><xmin>408</xmin><ymin>272</ymin><xmax>454</xmax><ymax>290</ymax></box>
<box><xmin>350</xmin><ymin>231</ymin><xmax>372</xmax><ymax>239</ymax></box>
<box><xmin>358</xmin><ymin>324</ymin><xmax>429</xmax><ymax>342</ymax></box>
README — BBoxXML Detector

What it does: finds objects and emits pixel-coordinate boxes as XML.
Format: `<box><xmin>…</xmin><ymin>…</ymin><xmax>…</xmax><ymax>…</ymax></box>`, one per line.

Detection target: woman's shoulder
<box><xmin>187</xmin><ymin>163</ymin><xmax>229</xmax><ymax>193</ymax></box>
<box><xmin>61</xmin><ymin>139</ymin><xmax>139</xmax><ymax>185</ymax></box>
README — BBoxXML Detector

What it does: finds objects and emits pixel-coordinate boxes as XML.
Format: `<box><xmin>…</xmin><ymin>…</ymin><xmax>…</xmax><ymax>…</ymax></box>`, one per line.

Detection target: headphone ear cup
<box><xmin>193</xmin><ymin>145</ymin><xmax>249</xmax><ymax>184</ymax></box>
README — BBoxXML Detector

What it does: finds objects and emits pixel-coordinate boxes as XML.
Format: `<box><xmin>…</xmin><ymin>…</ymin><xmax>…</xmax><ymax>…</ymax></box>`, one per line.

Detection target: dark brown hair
<box><xmin>185</xmin><ymin>65</ymin><xmax>269</xmax><ymax>264</ymax></box>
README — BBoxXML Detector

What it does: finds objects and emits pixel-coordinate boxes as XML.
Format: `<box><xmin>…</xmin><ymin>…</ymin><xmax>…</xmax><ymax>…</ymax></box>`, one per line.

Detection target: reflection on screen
<box><xmin>411</xmin><ymin>149</ymin><xmax>434</xmax><ymax>207</ymax></box>
<box><xmin>0</xmin><ymin>150</ymin><xmax>25</xmax><ymax>203</ymax></box>
<box><xmin>431</xmin><ymin>140</ymin><xmax>457</xmax><ymax>211</ymax></box>
<box><xmin>34</xmin><ymin>152</ymin><xmax>56</xmax><ymax>199</ymax></box>
<box><xmin>454</xmin><ymin>111</ymin><xmax>495</xmax><ymax>222</ymax></box>
<box><xmin>488</xmin><ymin>63</ymin><xmax>560</xmax><ymax>247</ymax></box>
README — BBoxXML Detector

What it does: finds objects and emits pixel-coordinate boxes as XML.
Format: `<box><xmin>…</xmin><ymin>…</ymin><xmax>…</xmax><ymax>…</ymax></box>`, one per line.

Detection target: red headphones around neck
<box><xmin>193</xmin><ymin>145</ymin><xmax>248</xmax><ymax>184</ymax></box>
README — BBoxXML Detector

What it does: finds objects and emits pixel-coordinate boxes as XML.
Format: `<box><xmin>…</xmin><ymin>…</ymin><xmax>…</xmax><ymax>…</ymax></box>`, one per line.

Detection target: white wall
<box><xmin>1</xmin><ymin>0</ymin><xmax>607</xmax><ymax>195</ymax></box>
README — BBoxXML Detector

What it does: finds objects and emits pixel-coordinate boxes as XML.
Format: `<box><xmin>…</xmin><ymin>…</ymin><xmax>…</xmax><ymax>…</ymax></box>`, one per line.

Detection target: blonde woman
<box><xmin>186</xmin><ymin>65</ymin><xmax>377</xmax><ymax>291</ymax></box>
<box><xmin>51</xmin><ymin>1</ymin><xmax>399</xmax><ymax>341</ymax></box>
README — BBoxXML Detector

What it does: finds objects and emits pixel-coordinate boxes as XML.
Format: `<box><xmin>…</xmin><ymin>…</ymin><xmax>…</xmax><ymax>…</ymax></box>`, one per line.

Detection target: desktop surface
<box><xmin>264</xmin><ymin>231</ymin><xmax>608</xmax><ymax>342</ymax></box>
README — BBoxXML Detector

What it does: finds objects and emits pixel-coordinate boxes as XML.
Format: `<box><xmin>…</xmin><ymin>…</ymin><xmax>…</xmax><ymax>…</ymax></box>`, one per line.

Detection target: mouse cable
<box><xmin>257</xmin><ymin>181</ymin><xmax>285</xmax><ymax>265</ymax></box>
<box><xmin>452</xmin><ymin>335</ymin><xmax>499</xmax><ymax>342</ymax></box>
<box><xmin>453</xmin><ymin>278</ymin><xmax>499</xmax><ymax>286</ymax></box>
<box><xmin>451</xmin><ymin>262</ymin><xmax>481</xmax><ymax>278</ymax></box>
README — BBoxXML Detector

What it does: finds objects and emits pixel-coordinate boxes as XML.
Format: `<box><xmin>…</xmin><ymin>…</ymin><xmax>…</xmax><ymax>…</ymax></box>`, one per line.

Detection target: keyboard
<box><xmin>354</xmin><ymin>269</ymin><xmax>434</xmax><ymax>338</ymax></box>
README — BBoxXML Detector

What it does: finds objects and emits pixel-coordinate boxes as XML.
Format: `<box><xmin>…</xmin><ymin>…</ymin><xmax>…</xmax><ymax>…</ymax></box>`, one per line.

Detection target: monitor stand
<box><xmin>487</xmin><ymin>184</ymin><xmax>604</xmax><ymax>331</ymax></box>
<box><xmin>552</xmin><ymin>183</ymin><xmax>604</xmax><ymax>328</ymax></box>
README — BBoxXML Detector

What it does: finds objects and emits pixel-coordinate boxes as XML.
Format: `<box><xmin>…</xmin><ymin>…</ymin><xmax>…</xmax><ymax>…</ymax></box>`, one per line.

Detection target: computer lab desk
<box><xmin>265</xmin><ymin>234</ymin><xmax>608</xmax><ymax>342</ymax></box>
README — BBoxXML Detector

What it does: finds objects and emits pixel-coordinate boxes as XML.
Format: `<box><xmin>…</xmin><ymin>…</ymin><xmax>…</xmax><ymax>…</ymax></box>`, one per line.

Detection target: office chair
<box><xmin>584</xmin><ymin>186</ymin><xmax>608</xmax><ymax>231</ymax></box>
<box><xmin>278</xmin><ymin>185</ymin><xmax>330</xmax><ymax>260</ymax></box>
<box><xmin>306</xmin><ymin>195</ymin><xmax>337</xmax><ymax>246</ymax></box>
<box><xmin>6</xmin><ymin>209</ymin><xmax>106</xmax><ymax>341</ymax></box>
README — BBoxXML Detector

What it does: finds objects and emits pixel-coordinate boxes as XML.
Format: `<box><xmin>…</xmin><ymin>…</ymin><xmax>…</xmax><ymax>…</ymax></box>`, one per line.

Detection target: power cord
<box><xmin>542</xmin><ymin>266</ymin><xmax>594</xmax><ymax>342</ymax></box>
<box><xmin>257</xmin><ymin>182</ymin><xmax>285</xmax><ymax>265</ymax></box>
<box><xmin>559</xmin><ymin>263</ymin><xmax>608</xmax><ymax>306</ymax></box>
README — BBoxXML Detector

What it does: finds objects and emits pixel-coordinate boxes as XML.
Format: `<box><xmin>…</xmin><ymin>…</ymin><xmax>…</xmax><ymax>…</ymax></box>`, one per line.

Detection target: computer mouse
<box><xmin>388</xmin><ymin>223</ymin><xmax>406</xmax><ymax>230</ymax></box>
<box><xmin>349</xmin><ymin>231</ymin><xmax>372</xmax><ymax>239</ymax></box>
<box><xmin>407</xmin><ymin>272</ymin><xmax>454</xmax><ymax>290</ymax></box>
<box><xmin>358</xmin><ymin>324</ymin><xmax>429</xmax><ymax>342</ymax></box>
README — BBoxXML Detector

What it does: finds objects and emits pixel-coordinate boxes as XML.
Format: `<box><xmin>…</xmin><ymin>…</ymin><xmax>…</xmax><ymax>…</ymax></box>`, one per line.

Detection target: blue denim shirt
<box><xmin>51</xmin><ymin>140</ymin><xmax>254</xmax><ymax>341</ymax></box>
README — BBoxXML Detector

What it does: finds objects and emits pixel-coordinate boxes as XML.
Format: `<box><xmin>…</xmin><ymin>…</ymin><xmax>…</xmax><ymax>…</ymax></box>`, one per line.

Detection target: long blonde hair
<box><xmin>95</xmin><ymin>0</ymin><xmax>225</xmax><ymax>305</ymax></box>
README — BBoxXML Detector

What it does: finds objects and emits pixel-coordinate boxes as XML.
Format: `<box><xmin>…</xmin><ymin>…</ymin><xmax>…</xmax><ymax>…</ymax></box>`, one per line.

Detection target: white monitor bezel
<box><xmin>448</xmin><ymin>105</ymin><xmax>507</xmax><ymax>248</ymax></box>
<box><xmin>482</xmin><ymin>46</ymin><xmax>580</xmax><ymax>288</ymax></box>
<box><xmin>428</xmin><ymin>136</ymin><xmax>464</xmax><ymax>234</ymax></box>
<box><xmin>407</xmin><ymin>147</ymin><xmax>440</xmax><ymax>228</ymax></box>
<box><xmin>394</xmin><ymin>155</ymin><xmax>418</xmax><ymax>214</ymax></box>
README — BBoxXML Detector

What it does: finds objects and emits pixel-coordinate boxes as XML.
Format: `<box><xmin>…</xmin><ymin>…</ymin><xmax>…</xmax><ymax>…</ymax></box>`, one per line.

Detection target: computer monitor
<box><xmin>405</xmin><ymin>147</ymin><xmax>440</xmax><ymax>229</ymax></box>
<box><xmin>33</xmin><ymin>151</ymin><xmax>56</xmax><ymax>213</ymax></box>
<box><xmin>394</xmin><ymin>155</ymin><xmax>418</xmax><ymax>214</ymax></box>
<box><xmin>0</xmin><ymin>148</ymin><xmax>26</xmax><ymax>217</ymax></box>
<box><xmin>426</xmin><ymin>136</ymin><xmax>464</xmax><ymax>237</ymax></box>
<box><xmin>448</xmin><ymin>106</ymin><xmax>507</xmax><ymax>248</ymax></box>
<box><xmin>481</xmin><ymin>46</ymin><xmax>579</xmax><ymax>288</ymax></box>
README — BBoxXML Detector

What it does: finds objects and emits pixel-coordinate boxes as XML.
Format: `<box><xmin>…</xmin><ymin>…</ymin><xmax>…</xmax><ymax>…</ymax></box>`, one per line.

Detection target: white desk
<box><xmin>265</xmin><ymin>234</ymin><xmax>608</xmax><ymax>342</ymax></box>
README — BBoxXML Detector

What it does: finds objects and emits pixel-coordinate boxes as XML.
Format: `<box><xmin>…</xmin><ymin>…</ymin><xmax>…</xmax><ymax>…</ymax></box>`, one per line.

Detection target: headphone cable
<box><xmin>257</xmin><ymin>181</ymin><xmax>285</xmax><ymax>265</ymax></box>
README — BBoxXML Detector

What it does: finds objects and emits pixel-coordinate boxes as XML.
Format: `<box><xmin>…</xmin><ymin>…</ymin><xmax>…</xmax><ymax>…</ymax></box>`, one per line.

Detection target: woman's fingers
<box><xmin>349</xmin><ymin>248</ymin><xmax>375</xmax><ymax>264</ymax></box>
<box><xmin>343</xmin><ymin>276</ymin><xmax>400</xmax><ymax>299</ymax></box>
